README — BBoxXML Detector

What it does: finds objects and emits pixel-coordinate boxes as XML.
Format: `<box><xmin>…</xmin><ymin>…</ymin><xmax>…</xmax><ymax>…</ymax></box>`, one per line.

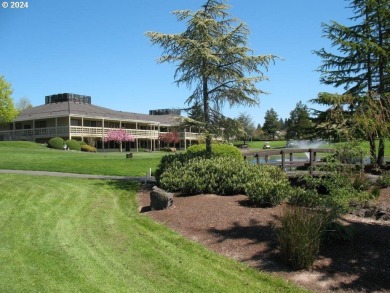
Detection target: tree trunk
<box><xmin>377</xmin><ymin>137</ymin><xmax>385</xmax><ymax>166</ymax></box>
<box><xmin>203</xmin><ymin>76</ymin><xmax>212</xmax><ymax>156</ymax></box>
<box><xmin>368</xmin><ymin>134</ymin><xmax>377</xmax><ymax>165</ymax></box>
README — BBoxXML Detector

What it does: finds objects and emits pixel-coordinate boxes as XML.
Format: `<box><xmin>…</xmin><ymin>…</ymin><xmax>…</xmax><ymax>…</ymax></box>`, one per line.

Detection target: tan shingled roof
<box><xmin>15</xmin><ymin>101</ymin><xmax>180</xmax><ymax>126</ymax></box>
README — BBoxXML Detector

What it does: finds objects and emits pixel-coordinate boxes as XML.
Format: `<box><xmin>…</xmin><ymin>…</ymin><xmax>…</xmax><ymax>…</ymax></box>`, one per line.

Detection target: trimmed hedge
<box><xmin>48</xmin><ymin>137</ymin><xmax>65</xmax><ymax>150</ymax></box>
<box><xmin>159</xmin><ymin>156</ymin><xmax>290</xmax><ymax>205</ymax></box>
<box><xmin>65</xmin><ymin>139</ymin><xmax>82</xmax><ymax>151</ymax></box>
<box><xmin>81</xmin><ymin>145</ymin><xmax>97</xmax><ymax>152</ymax></box>
<box><xmin>187</xmin><ymin>143</ymin><xmax>242</xmax><ymax>160</ymax></box>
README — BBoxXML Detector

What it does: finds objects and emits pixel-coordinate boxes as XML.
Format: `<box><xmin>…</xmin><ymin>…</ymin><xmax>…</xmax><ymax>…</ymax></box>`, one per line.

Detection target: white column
<box><xmin>102</xmin><ymin>118</ymin><xmax>105</xmax><ymax>151</ymax></box>
<box><xmin>81</xmin><ymin>117</ymin><xmax>84</xmax><ymax>141</ymax></box>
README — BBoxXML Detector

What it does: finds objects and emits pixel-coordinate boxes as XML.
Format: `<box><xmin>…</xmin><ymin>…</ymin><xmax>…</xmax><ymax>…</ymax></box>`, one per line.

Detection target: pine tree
<box><xmin>263</xmin><ymin>108</ymin><xmax>280</xmax><ymax>140</ymax></box>
<box><xmin>286</xmin><ymin>101</ymin><xmax>312</xmax><ymax>140</ymax></box>
<box><xmin>314</xmin><ymin>0</ymin><xmax>389</xmax><ymax>165</ymax></box>
<box><xmin>146</xmin><ymin>0</ymin><xmax>277</xmax><ymax>155</ymax></box>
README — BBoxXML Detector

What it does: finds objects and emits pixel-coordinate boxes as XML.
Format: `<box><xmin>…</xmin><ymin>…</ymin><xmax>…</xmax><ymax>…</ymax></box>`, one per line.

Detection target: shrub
<box><xmin>244</xmin><ymin>165</ymin><xmax>291</xmax><ymax>206</ymax></box>
<box><xmin>159</xmin><ymin>157</ymin><xmax>248</xmax><ymax>195</ymax></box>
<box><xmin>79</xmin><ymin>141</ymin><xmax>87</xmax><ymax>146</ymax></box>
<box><xmin>81</xmin><ymin>145</ymin><xmax>97</xmax><ymax>152</ymax></box>
<box><xmin>48</xmin><ymin>137</ymin><xmax>65</xmax><ymax>150</ymax></box>
<box><xmin>276</xmin><ymin>206</ymin><xmax>333</xmax><ymax>270</ymax></box>
<box><xmin>378</xmin><ymin>171</ymin><xmax>390</xmax><ymax>187</ymax></box>
<box><xmin>155</xmin><ymin>152</ymin><xmax>209</xmax><ymax>185</ymax></box>
<box><xmin>351</xmin><ymin>173</ymin><xmax>372</xmax><ymax>191</ymax></box>
<box><xmin>187</xmin><ymin>143</ymin><xmax>242</xmax><ymax>160</ymax></box>
<box><xmin>293</xmin><ymin>172</ymin><xmax>372</xmax><ymax>213</ymax></box>
<box><xmin>65</xmin><ymin>139</ymin><xmax>81</xmax><ymax>151</ymax></box>
<box><xmin>159</xmin><ymin>156</ymin><xmax>290</xmax><ymax>204</ymax></box>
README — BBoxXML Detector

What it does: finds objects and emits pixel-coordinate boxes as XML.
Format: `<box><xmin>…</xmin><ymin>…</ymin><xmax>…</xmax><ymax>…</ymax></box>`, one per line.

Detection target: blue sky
<box><xmin>0</xmin><ymin>0</ymin><xmax>353</xmax><ymax>125</ymax></box>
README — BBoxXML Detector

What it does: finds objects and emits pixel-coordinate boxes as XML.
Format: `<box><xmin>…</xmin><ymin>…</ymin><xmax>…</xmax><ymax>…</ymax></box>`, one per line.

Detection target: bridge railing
<box><xmin>243</xmin><ymin>148</ymin><xmax>336</xmax><ymax>175</ymax></box>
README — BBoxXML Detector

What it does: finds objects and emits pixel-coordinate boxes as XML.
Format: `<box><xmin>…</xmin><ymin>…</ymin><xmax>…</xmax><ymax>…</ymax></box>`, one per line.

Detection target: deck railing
<box><xmin>0</xmin><ymin>127</ymin><xmax>203</xmax><ymax>141</ymax></box>
<box><xmin>243</xmin><ymin>148</ymin><xmax>336</xmax><ymax>175</ymax></box>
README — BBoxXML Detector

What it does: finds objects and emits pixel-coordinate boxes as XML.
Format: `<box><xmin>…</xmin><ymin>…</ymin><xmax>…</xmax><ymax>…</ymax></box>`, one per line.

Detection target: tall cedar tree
<box><xmin>146</xmin><ymin>0</ymin><xmax>277</xmax><ymax>155</ymax></box>
<box><xmin>314</xmin><ymin>0</ymin><xmax>389</xmax><ymax>165</ymax></box>
<box><xmin>263</xmin><ymin>108</ymin><xmax>280</xmax><ymax>140</ymax></box>
<box><xmin>286</xmin><ymin>101</ymin><xmax>312</xmax><ymax>140</ymax></box>
<box><xmin>236</xmin><ymin>112</ymin><xmax>255</xmax><ymax>144</ymax></box>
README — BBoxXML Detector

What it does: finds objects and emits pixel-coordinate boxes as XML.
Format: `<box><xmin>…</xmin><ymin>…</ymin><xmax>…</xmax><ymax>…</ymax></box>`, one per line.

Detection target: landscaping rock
<box><xmin>150</xmin><ymin>186</ymin><xmax>173</xmax><ymax>210</ymax></box>
<box><xmin>350</xmin><ymin>203</ymin><xmax>390</xmax><ymax>221</ymax></box>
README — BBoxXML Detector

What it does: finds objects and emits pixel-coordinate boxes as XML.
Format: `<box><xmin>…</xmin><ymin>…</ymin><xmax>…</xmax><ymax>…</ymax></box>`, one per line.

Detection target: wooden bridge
<box><xmin>243</xmin><ymin>148</ymin><xmax>335</xmax><ymax>176</ymax></box>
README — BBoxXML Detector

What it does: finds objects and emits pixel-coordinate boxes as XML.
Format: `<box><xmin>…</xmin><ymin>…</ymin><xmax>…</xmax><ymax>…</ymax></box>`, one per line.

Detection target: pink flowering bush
<box><xmin>104</xmin><ymin>129</ymin><xmax>135</xmax><ymax>152</ymax></box>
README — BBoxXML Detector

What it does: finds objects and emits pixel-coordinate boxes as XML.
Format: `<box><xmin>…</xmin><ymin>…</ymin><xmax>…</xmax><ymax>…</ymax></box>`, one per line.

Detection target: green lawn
<box><xmin>0</xmin><ymin>141</ymin><xmax>164</xmax><ymax>177</ymax></box>
<box><xmin>241</xmin><ymin>140</ymin><xmax>390</xmax><ymax>157</ymax></box>
<box><xmin>0</xmin><ymin>174</ymin><xmax>306</xmax><ymax>292</ymax></box>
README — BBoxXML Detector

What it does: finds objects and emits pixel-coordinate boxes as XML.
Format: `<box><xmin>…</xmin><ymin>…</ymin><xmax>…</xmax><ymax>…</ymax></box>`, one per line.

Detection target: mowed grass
<box><xmin>0</xmin><ymin>141</ymin><xmax>164</xmax><ymax>176</ymax></box>
<box><xmin>241</xmin><ymin>140</ymin><xmax>390</xmax><ymax>157</ymax></box>
<box><xmin>0</xmin><ymin>174</ymin><xmax>306</xmax><ymax>292</ymax></box>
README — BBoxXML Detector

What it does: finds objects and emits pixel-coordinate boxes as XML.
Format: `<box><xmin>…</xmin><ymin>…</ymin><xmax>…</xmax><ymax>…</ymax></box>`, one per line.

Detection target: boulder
<box><xmin>150</xmin><ymin>186</ymin><xmax>173</xmax><ymax>211</ymax></box>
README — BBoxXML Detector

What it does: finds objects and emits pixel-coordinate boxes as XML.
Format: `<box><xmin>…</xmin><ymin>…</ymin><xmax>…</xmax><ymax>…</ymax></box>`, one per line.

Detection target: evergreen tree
<box><xmin>314</xmin><ymin>0</ymin><xmax>390</xmax><ymax>165</ymax></box>
<box><xmin>146</xmin><ymin>0</ymin><xmax>277</xmax><ymax>155</ymax></box>
<box><xmin>263</xmin><ymin>108</ymin><xmax>280</xmax><ymax>140</ymax></box>
<box><xmin>286</xmin><ymin>101</ymin><xmax>312</xmax><ymax>140</ymax></box>
<box><xmin>236</xmin><ymin>112</ymin><xmax>255</xmax><ymax>144</ymax></box>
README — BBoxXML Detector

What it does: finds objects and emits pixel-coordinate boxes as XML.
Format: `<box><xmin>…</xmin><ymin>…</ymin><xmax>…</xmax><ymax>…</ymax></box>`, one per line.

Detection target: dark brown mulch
<box><xmin>137</xmin><ymin>186</ymin><xmax>390</xmax><ymax>293</ymax></box>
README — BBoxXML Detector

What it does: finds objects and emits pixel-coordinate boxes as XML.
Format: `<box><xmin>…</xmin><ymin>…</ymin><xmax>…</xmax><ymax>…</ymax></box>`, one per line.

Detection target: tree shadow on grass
<box><xmin>92</xmin><ymin>179</ymin><xmax>141</xmax><ymax>192</ymax></box>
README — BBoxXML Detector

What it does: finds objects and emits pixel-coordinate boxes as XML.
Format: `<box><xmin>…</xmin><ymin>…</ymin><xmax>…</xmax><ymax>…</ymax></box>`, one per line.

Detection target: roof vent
<box><xmin>45</xmin><ymin>93</ymin><xmax>92</xmax><ymax>105</ymax></box>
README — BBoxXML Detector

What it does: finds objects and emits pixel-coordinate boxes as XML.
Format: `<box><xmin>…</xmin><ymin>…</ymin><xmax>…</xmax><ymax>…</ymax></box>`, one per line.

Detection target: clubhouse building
<box><xmin>0</xmin><ymin>93</ymin><xmax>202</xmax><ymax>151</ymax></box>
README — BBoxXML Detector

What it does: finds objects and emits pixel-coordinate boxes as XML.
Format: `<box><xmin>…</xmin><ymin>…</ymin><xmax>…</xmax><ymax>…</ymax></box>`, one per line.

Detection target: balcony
<box><xmin>0</xmin><ymin>127</ymin><xmax>203</xmax><ymax>141</ymax></box>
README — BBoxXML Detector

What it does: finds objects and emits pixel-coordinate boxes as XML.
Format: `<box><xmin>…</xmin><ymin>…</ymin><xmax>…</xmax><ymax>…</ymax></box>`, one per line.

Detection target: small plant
<box><xmin>81</xmin><ymin>145</ymin><xmax>97</xmax><ymax>152</ymax></box>
<box><xmin>65</xmin><ymin>139</ymin><xmax>81</xmax><ymax>151</ymax></box>
<box><xmin>351</xmin><ymin>173</ymin><xmax>372</xmax><ymax>191</ymax></box>
<box><xmin>48</xmin><ymin>137</ymin><xmax>65</xmax><ymax>150</ymax></box>
<box><xmin>378</xmin><ymin>171</ymin><xmax>390</xmax><ymax>187</ymax></box>
<box><xmin>276</xmin><ymin>206</ymin><xmax>333</xmax><ymax>270</ymax></box>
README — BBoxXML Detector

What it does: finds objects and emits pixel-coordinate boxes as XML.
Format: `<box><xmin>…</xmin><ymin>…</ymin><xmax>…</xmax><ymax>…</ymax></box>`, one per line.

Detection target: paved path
<box><xmin>0</xmin><ymin>169</ymin><xmax>156</xmax><ymax>183</ymax></box>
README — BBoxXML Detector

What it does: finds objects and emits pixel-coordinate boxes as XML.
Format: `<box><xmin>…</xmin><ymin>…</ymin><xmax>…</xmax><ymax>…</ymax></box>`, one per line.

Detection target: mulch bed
<box><xmin>137</xmin><ymin>186</ymin><xmax>390</xmax><ymax>293</ymax></box>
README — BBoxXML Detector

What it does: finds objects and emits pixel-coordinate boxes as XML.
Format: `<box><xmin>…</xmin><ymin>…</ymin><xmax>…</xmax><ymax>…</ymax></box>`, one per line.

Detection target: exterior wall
<box><xmin>0</xmin><ymin>114</ymin><xmax>204</xmax><ymax>150</ymax></box>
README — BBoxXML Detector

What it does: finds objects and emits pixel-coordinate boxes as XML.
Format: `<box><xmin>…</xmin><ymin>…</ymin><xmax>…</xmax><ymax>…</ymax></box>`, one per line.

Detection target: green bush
<box><xmin>81</xmin><ymin>145</ymin><xmax>97</xmax><ymax>152</ymax></box>
<box><xmin>187</xmin><ymin>143</ymin><xmax>242</xmax><ymax>160</ymax></box>
<box><xmin>292</xmin><ymin>172</ymin><xmax>372</xmax><ymax>213</ymax></box>
<box><xmin>378</xmin><ymin>171</ymin><xmax>390</xmax><ymax>187</ymax></box>
<box><xmin>159</xmin><ymin>156</ymin><xmax>290</xmax><ymax>204</ymax></box>
<box><xmin>48</xmin><ymin>137</ymin><xmax>65</xmax><ymax>150</ymax></box>
<box><xmin>244</xmin><ymin>165</ymin><xmax>291</xmax><ymax>206</ymax></box>
<box><xmin>155</xmin><ymin>152</ymin><xmax>208</xmax><ymax>185</ymax></box>
<box><xmin>159</xmin><ymin>157</ymin><xmax>247</xmax><ymax>195</ymax></box>
<box><xmin>65</xmin><ymin>139</ymin><xmax>81</xmax><ymax>151</ymax></box>
<box><xmin>79</xmin><ymin>141</ymin><xmax>87</xmax><ymax>146</ymax></box>
<box><xmin>276</xmin><ymin>206</ymin><xmax>333</xmax><ymax>270</ymax></box>
<box><xmin>351</xmin><ymin>173</ymin><xmax>372</xmax><ymax>191</ymax></box>
<box><xmin>156</xmin><ymin>144</ymin><xmax>243</xmax><ymax>185</ymax></box>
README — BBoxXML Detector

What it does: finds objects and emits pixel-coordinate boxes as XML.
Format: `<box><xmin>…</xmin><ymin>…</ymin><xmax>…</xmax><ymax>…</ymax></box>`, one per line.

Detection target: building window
<box><xmin>35</xmin><ymin>120</ymin><xmax>47</xmax><ymax>128</ymax></box>
<box><xmin>71</xmin><ymin>119</ymin><xmax>80</xmax><ymax>126</ymax></box>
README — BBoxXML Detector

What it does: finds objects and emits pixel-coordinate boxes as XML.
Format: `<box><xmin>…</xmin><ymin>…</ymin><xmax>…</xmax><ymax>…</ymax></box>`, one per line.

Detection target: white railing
<box><xmin>0</xmin><ymin>127</ymin><xmax>204</xmax><ymax>141</ymax></box>
<box><xmin>183</xmin><ymin>132</ymin><xmax>203</xmax><ymax>140</ymax></box>
<box><xmin>70</xmin><ymin>127</ymin><xmax>160</xmax><ymax>139</ymax></box>
<box><xmin>0</xmin><ymin>127</ymin><xmax>69</xmax><ymax>138</ymax></box>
